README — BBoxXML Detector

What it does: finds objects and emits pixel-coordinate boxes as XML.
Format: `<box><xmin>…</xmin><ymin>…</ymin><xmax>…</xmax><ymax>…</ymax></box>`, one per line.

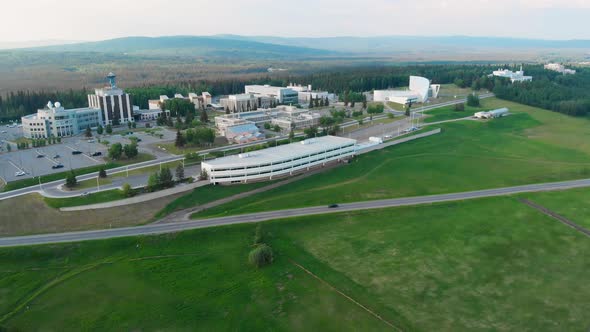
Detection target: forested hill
<box><xmin>23</xmin><ymin>36</ymin><xmax>337</xmax><ymax>59</ymax></box>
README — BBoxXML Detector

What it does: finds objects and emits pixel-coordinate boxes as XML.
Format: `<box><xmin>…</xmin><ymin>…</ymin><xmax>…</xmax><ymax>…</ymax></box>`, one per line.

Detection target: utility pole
<box><xmin>96</xmin><ymin>175</ymin><xmax>100</xmax><ymax>192</ymax></box>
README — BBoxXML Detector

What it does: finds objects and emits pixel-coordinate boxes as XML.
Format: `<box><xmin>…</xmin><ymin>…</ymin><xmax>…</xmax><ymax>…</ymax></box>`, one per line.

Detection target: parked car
<box><xmin>14</xmin><ymin>171</ymin><xmax>26</xmax><ymax>177</ymax></box>
<box><xmin>72</xmin><ymin>150</ymin><xmax>82</xmax><ymax>155</ymax></box>
<box><xmin>91</xmin><ymin>151</ymin><xmax>102</xmax><ymax>156</ymax></box>
<box><xmin>52</xmin><ymin>164</ymin><xmax>64</xmax><ymax>169</ymax></box>
<box><xmin>87</xmin><ymin>139</ymin><xmax>95</xmax><ymax>143</ymax></box>
<box><xmin>53</xmin><ymin>154</ymin><xmax>60</xmax><ymax>159</ymax></box>
<box><xmin>36</xmin><ymin>154</ymin><xmax>44</xmax><ymax>158</ymax></box>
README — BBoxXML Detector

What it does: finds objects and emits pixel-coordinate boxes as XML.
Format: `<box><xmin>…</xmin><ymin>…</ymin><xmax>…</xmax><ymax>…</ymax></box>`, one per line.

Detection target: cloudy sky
<box><xmin>1</xmin><ymin>0</ymin><xmax>588</xmax><ymax>42</ymax></box>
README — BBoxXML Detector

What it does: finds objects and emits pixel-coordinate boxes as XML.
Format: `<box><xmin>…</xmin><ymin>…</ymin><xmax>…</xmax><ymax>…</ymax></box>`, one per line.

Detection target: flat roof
<box><xmin>203</xmin><ymin>135</ymin><xmax>357</xmax><ymax>168</ymax></box>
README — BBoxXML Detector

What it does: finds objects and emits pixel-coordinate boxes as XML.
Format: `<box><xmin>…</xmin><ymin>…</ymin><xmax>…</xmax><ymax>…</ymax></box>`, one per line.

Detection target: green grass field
<box><xmin>43</xmin><ymin>189</ymin><xmax>125</xmax><ymax>209</ymax></box>
<box><xmin>153</xmin><ymin>181</ymin><xmax>273</xmax><ymax>219</ymax></box>
<box><xmin>2</xmin><ymin>192</ymin><xmax>590</xmax><ymax>330</ymax></box>
<box><xmin>194</xmin><ymin>98</ymin><xmax>590</xmax><ymax>218</ymax></box>
<box><xmin>422</xmin><ymin>104</ymin><xmax>483</xmax><ymax>123</ymax></box>
<box><xmin>520</xmin><ymin>187</ymin><xmax>590</xmax><ymax>230</ymax></box>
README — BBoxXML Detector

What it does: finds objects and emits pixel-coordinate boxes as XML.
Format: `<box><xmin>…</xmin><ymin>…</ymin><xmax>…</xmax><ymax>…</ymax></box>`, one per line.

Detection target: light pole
<box><xmin>96</xmin><ymin>175</ymin><xmax>100</xmax><ymax>192</ymax></box>
<box><xmin>38</xmin><ymin>176</ymin><xmax>42</xmax><ymax>191</ymax></box>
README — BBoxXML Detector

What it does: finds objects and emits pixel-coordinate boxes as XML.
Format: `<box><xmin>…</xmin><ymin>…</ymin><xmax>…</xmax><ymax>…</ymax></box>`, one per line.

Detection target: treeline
<box><xmin>467</xmin><ymin>65</ymin><xmax>590</xmax><ymax>116</ymax></box>
<box><xmin>3</xmin><ymin>64</ymin><xmax>590</xmax><ymax>121</ymax></box>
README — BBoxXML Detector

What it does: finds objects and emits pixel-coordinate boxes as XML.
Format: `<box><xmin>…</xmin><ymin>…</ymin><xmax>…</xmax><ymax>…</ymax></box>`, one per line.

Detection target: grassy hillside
<box><xmin>2</xmin><ymin>191</ymin><xmax>590</xmax><ymax>330</ymax></box>
<box><xmin>193</xmin><ymin>98</ymin><xmax>590</xmax><ymax>218</ymax></box>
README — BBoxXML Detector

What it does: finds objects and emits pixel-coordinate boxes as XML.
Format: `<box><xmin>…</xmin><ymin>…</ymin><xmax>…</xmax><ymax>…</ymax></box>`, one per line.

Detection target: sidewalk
<box><xmin>60</xmin><ymin>181</ymin><xmax>208</xmax><ymax>211</ymax></box>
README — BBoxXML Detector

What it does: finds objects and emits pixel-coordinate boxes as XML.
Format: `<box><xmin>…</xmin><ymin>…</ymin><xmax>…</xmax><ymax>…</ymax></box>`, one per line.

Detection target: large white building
<box><xmin>373</xmin><ymin>76</ymin><xmax>440</xmax><ymax>104</ymax></box>
<box><xmin>491</xmin><ymin>66</ymin><xmax>532</xmax><ymax>83</ymax></box>
<box><xmin>87</xmin><ymin>73</ymin><xmax>134</xmax><ymax>125</ymax></box>
<box><xmin>22</xmin><ymin>102</ymin><xmax>102</xmax><ymax>138</ymax></box>
<box><xmin>244</xmin><ymin>85</ymin><xmax>299</xmax><ymax>104</ymax></box>
<box><xmin>202</xmin><ymin>135</ymin><xmax>357</xmax><ymax>184</ymax></box>
<box><xmin>544</xmin><ymin>63</ymin><xmax>576</xmax><ymax>75</ymax></box>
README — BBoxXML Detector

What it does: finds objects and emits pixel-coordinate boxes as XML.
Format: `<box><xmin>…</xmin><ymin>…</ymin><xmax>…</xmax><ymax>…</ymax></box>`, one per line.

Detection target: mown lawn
<box><xmin>44</xmin><ymin>189</ymin><xmax>125</xmax><ymax>209</ymax></box>
<box><xmin>2</xmin><ymin>193</ymin><xmax>590</xmax><ymax>330</ymax></box>
<box><xmin>422</xmin><ymin>104</ymin><xmax>483</xmax><ymax>123</ymax></box>
<box><xmin>153</xmin><ymin>181</ymin><xmax>273</xmax><ymax>219</ymax></box>
<box><xmin>520</xmin><ymin>187</ymin><xmax>590</xmax><ymax>230</ymax></box>
<box><xmin>193</xmin><ymin>98</ymin><xmax>590</xmax><ymax>218</ymax></box>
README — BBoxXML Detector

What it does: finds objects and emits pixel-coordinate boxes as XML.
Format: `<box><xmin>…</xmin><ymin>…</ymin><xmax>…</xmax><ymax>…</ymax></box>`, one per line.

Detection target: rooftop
<box><xmin>203</xmin><ymin>135</ymin><xmax>357</xmax><ymax>168</ymax></box>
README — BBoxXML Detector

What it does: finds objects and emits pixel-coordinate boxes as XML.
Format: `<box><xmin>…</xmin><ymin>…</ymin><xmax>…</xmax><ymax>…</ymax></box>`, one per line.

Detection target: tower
<box><xmin>107</xmin><ymin>72</ymin><xmax>117</xmax><ymax>89</ymax></box>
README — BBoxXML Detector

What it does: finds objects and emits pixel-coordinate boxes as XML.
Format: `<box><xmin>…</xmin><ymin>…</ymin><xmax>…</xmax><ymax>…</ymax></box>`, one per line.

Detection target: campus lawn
<box><xmin>520</xmin><ymin>187</ymin><xmax>590</xmax><ymax>230</ymax></box>
<box><xmin>0</xmin><ymin>224</ymin><xmax>388</xmax><ymax>331</ymax></box>
<box><xmin>422</xmin><ymin>104</ymin><xmax>483</xmax><ymax>123</ymax></box>
<box><xmin>43</xmin><ymin>189</ymin><xmax>125</xmax><ymax>209</ymax></box>
<box><xmin>2</xmin><ymin>194</ymin><xmax>590</xmax><ymax>330</ymax></box>
<box><xmin>194</xmin><ymin>98</ymin><xmax>590</xmax><ymax>218</ymax></box>
<box><xmin>153</xmin><ymin>181</ymin><xmax>273</xmax><ymax>219</ymax></box>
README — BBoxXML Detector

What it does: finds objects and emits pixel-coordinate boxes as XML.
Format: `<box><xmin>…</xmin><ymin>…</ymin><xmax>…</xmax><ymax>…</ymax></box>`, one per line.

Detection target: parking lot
<box><xmin>0</xmin><ymin>137</ymin><xmax>108</xmax><ymax>182</ymax></box>
<box><xmin>0</xmin><ymin>125</ymin><xmax>179</xmax><ymax>183</ymax></box>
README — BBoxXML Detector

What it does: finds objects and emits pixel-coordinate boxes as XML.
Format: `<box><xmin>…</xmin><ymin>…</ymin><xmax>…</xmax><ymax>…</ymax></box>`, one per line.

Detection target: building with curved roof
<box><xmin>373</xmin><ymin>76</ymin><xmax>438</xmax><ymax>104</ymax></box>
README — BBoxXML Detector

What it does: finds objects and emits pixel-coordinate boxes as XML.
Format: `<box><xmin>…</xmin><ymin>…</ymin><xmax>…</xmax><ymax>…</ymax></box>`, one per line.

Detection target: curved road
<box><xmin>2</xmin><ymin>177</ymin><xmax>590</xmax><ymax>247</ymax></box>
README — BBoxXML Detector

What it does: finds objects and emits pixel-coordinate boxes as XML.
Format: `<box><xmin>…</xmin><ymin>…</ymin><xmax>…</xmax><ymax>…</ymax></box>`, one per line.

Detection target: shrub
<box><xmin>122</xmin><ymin>183</ymin><xmax>133</xmax><ymax>197</ymax></box>
<box><xmin>454</xmin><ymin>103</ymin><xmax>465</xmax><ymax>111</ymax></box>
<box><xmin>98</xmin><ymin>167</ymin><xmax>107</xmax><ymax>178</ymax></box>
<box><xmin>248</xmin><ymin>244</ymin><xmax>274</xmax><ymax>268</ymax></box>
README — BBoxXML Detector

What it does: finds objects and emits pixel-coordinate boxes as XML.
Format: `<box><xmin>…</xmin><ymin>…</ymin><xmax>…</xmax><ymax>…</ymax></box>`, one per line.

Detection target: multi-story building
<box><xmin>87</xmin><ymin>73</ymin><xmax>134</xmax><ymax>125</ymax></box>
<box><xmin>544</xmin><ymin>63</ymin><xmax>576</xmax><ymax>75</ymax></box>
<box><xmin>220</xmin><ymin>94</ymin><xmax>258</xmax><ymax>112</ymax></box>
<box><xmin>201</xmin><ymin>136</ymin><xmax>357</xmax><ymax>184</ymax></box>
<box><xmin>491</xmin><ymin>66</ymin><xmax>533</xmax><ymax>83</ymax></box>
<box><xmin>22</xmin><ymin>101</ymin><xmax>102</xmax><ymax>138</ymax></box>
<box><xmin>244</xmin><ymin>85</ymin><xmax>298</xmax><ymax>105</ymax></box>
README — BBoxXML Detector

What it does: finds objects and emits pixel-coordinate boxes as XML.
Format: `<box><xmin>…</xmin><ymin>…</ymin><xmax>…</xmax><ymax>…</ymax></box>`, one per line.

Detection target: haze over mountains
<box><xmin>6</xmin><ymin>35</ymin><xmax>590</xmax><ymax>58</ymax></box>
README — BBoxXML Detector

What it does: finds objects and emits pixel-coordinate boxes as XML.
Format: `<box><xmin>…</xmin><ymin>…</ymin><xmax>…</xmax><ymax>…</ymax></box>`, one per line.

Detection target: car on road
<box><xmin>87</xmin><ymin>139</ymin><xmax>95</xmax><ymax>143</ymax></box>
<box><xmin>91</xmin><ymin>151</ymin><xmax>102</xmax><ymax>156</ymax></box>
<box><xmin>72</xmin><ymin>150</ymin><xmax>82</xmax><ymax>155</ymax></box>
<box><xmin>52</xmin><ymin>164</ymin><xmax>64</xmax><ymax>169</ymax></box>
<box><xmin>81</xmin><ymin>192</ymin><xmax>89</xmax><ymax>197</ymax></box>
<box><xmin>328</xmin><ymin>204</ymin><xmax>339</xmax><ymax>208</ymax></box>
<box><xmin>14</xmin><ymin>171</ymin><xmax>26</xmax><ymax>177</ymax></box>
<box><xmin>36</xmin><ymin>154</ymin><xmax>45</xmax><ymax>158</ymax></box>
<box><xmin>384</xmin><ymin>135</ymin><xmax>392</xmax><ymax>139</ymax></box>
<box><xmin>1</xmin><ymin>131</ymin><xmax>6</xmax><ymax>134</ymax></box>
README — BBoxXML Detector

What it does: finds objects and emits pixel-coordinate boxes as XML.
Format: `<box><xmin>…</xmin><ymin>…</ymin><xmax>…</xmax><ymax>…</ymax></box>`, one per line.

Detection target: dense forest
<box><xmin>1</xmin><ymin>64</ymin><xmax>589</xmax><ymax>122</ymax></box>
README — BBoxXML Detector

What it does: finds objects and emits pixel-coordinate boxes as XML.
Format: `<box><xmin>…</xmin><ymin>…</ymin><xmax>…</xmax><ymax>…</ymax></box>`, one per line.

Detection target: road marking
<box><xmin>65</xmin><ymin>144</ymin><xmax>102</xmax><ymax>163</ymax></box>
<box><xmin>6</xmin><ymin>159</ymin><xmax>24</xmax><ymax>173</ymax></box>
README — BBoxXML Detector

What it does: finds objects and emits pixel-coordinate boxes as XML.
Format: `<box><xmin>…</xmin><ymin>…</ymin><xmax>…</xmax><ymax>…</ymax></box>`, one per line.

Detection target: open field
<box><xmin>43</xmin><ymin>190</ymin><xmax>125</xmax><ymax>209</ymax></box>
<box><xmin>422</xmin><ymin>104</ymin><xmax>484</xmax><ymax>123</ymax></box>
<box><xmin>194</xmin><ymin>98</ymin><xmax>590</xmax><ymax>218</ymax></box>
<box><xmin>0</xmin><ymin>193</ymin><xmax>182</xmax><ymax>236</ymax></box>
<box><xmin>520</xmin><ymin>187</ymin><xmax>590</xmax><ymax>230</ymax></box>
<box><xmin>153</xmin><ymin>182</ymin><xmax>273</xmax><ymax>219</ymax></box>
<box><xmin>2</xmin><ymin>192</ymin><xmax>590</xmax><ymax>330</ymax></box>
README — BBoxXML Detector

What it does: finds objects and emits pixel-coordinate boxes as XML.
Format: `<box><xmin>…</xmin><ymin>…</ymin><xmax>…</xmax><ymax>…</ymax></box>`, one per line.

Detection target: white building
<box><xmin>22</xmin><ymin>102</ymin><xmax>102</xmax><ymax>138</ymax></box>
<box><xmin>491</xmin><ymin>66</ymin><xmax>532</xmax><ymax>83</ymax></box>
<box><xmin>201</xmin><ymin>135</ymin><xmax>357</xmax><ymax>184</ymax></box>
<box><xmin>244</xmin><ymin>85</ymin><xmax>299</xmax><ymax>104</ymax></box>
<box><xmin>286</xmin><ymin>83</ymin><xmax>335</xmax><ymax>104</ymax></box>
<box><xmin>87</xmin><ymin>73</ymin><xmax>134</xmax><ymax>125</ymax></box>
<box><xmin>474</xmin><ymin>108</ymin><xmax>509</xmax><ymax>119</ymax></box>
<box><xmin>220</xmin><ymin>94</ymin><xmax>259</xmax><ymax>112</ymax></box>
<box><xmin>374</xmin><ymin>76</ymin><xmax>440</xmax><ymax>104</ymax></box>
<box><xmin>544</xmin><ymin>63</ymin><xmax>576</xmax><ymax>75</ymax></box>
<box><xmin>133</xmin><ymin>108</ymin><xmax>170</xmax><ymax>121</ymax></box>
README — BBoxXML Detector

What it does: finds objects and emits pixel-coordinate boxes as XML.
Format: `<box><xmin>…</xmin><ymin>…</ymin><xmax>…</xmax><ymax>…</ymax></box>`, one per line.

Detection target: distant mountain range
<box><xmin>214</xmin><ymin>35</ymin><xmax>590</xmax><ymax>54</ymax></box>
<box><xmin>3</xmin><ymin>35</ymin><xmax>590</xmax><ymax>61</ymax></box>
<box><xmin>20</xmin><ymin>36</ymin><xmax>337</xmax><ymax>59</ymax></box>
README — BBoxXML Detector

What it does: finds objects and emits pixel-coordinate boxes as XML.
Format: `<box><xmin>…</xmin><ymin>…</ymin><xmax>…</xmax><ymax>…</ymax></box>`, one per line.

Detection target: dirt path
<box><xmin>519</xmin><ymin>198</ymin><xmax>590</xmax><ymax>238</ymax></box>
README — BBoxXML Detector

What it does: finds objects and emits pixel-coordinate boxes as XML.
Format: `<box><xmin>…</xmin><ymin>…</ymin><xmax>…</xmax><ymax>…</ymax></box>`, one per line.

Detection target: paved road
<box><xmin>2</xmin><ymin>177</ymin><xmax>590</xmax><ymax>247</ymax></box>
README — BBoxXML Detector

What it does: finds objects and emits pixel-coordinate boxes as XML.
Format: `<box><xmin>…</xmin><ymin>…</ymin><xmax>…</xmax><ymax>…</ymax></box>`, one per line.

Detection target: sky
<box><xmin>1</xmin><ymin>0</ymin><xmax>589</xmax><ymax>42</ymax></box>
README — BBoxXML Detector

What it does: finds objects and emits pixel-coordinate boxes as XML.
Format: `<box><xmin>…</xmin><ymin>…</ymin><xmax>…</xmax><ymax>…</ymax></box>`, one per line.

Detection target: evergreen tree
<box><xmin>106</xmin><ymin>124</ymin><xmax>113</xmax><ymax>134</ymax></box>
<box><xmin>175</xmin><ymin>164</ymin><xmax>185</xmax><ymax>181</ymax></box>
<box><xmin>85</xmin><ymin>125</ymin><xmax>92</xmax><ymax>138</ymax></box>
<box><xmin>200</xmin><ymin>110</ymin><xmax>209</xmax><ymax>123</ymax></box>
<box><xmin>97</xmin><ymin>125</ymin><xmax>103</xmax><ymax>135</ymax></box>
<box><xmin>175</xmin><ymin>130</ymin><xmax>185</xmax><ymax>147</ymax></box>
